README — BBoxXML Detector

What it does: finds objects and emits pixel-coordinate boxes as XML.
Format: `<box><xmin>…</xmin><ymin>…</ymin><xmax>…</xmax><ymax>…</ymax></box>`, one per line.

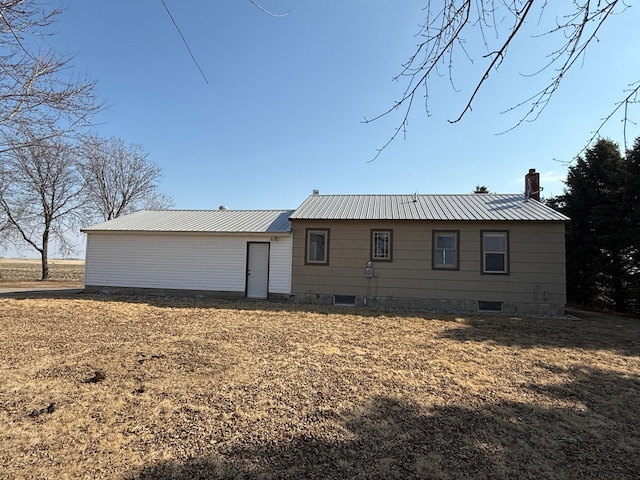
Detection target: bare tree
<box><xmin>0</xmin><ymin>162</ymin><xmax>10</xmax><ymax>251</ymax></box>
<box><xmin>365</xmin><ymin>1</ymin><xmax>637</xmax><ymax>160</ymax></box>
<box><xmin>0</xmin><ymin>0</ymin><xmax>99</xmax><ymax>151</ymax></box>
<box><xmin>0</xmin><ymin>129</ymin><xmax>85</xmax><ymax>279</ymax></box>
<box><xmin>142</xmin><ymin>192</ymin><xmax>174</xmax><ymax>212</ymax></box>
<box><xmin>80</xmin><ymin>135</ymin><xmax>173</xmax><ymax>222</ymax></box>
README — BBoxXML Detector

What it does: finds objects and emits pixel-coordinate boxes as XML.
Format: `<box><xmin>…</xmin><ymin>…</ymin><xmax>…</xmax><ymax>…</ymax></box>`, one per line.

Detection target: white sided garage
<box><xmin>82</xmin><ymin>209</ymin><xmax>293</xmax><ymax>299</ymax></box>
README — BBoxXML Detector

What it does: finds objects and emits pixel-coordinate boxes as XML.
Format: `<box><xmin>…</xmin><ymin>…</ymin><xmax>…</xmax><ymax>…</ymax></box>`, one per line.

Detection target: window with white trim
<box><xmin>482</xmin><ymin>231</ymin><xmax>508</xmax><ymax>274</ymax></box>
<box><xmin>433</xmin><ymin>231</ymin><xmax>459</xmax><ymax>269</ymax></box>
<box><xmin>306</xmin><ymin>229</ymin><xmax>329</xmax><ymax>265</ymax></box>
<box><xmin>371</xmin><ymin>230</ymin><xmax>392</xmax><ymax>261</ymax></box>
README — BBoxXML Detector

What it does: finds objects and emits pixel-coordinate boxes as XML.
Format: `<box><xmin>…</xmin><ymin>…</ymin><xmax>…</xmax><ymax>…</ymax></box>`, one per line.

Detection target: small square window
<box><xmin>371</xmin><ymin>230</ymin><xmax>392</xmax><ymax>261</ymax></box>
<box><xmin>306</xmin><ymin>229</ymin><xmax>329</xmax><ymax>265</ymax></box>
<box><xmin>433</xmin><ymin>231</ymin><xmax>459</xmax><ymax>270</ymax></box>
<box><xmin>482</xmin><ymin>231</ymin><xmax>509</xmax><ymax>274</ymax></box>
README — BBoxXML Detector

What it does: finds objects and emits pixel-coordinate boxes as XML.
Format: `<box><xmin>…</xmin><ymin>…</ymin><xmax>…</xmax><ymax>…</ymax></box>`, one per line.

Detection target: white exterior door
<box><xmin>246</xmin><ymin>242</ymin><xmax>269</xmax><ymax>298</ymax></box>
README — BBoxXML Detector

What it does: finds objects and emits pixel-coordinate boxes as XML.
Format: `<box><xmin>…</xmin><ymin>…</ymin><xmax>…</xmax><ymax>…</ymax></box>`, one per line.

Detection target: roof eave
<box><xmin>82</xmin><ymin>229</ymin><xmax>291</xmax><ymax>234</ymax></box>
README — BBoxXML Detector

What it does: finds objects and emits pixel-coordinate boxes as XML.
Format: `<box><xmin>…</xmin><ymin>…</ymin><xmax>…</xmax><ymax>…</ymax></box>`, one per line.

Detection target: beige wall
<box><xmin>291</xmin><ymin>220</ymin><xmax>566</xmax><ymax>314</ymax></box>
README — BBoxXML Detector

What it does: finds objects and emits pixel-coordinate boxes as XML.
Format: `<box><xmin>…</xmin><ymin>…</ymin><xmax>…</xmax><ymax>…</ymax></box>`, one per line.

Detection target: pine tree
<box><xmin>623</xmin><ymin>138</ymin><xmax>640</xmax><ymax>314</ymax></box>
<box><xmin>562</xmin><ymin>138</ymin><xmax>639</xmax><ymax>313</ymax></box>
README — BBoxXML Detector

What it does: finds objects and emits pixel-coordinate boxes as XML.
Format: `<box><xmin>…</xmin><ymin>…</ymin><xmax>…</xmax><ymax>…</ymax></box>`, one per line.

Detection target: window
<box><xmin>371</xmin><ymin>229</ymin><xmax>392</xmax><ymax>261</ymax></box>
<box><xmin>433</xmin><ymin>231</ymin><xmax>459</xmax><ymax>270</ymax></box>
<box><xmin>482</xmin><ymin>231</ymin><xmax>508</xmax><ymax>274</ymax></box>
<box><xmin>305</xmin><ymin>228</ymin><xmax>329</xmax><ymax>265</ymax></box>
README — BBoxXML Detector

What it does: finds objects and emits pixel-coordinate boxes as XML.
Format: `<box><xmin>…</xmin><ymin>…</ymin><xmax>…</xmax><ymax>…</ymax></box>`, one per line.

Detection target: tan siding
<box><xmin>291</xmin><ymin>219</ymin><xmax>566</xmax><ymax>309</ymax></box>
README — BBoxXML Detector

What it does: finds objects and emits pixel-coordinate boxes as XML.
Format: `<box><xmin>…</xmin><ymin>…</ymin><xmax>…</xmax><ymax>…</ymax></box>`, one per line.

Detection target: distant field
<box><xmin>0</xmin><ymin>294</ymin><xmax>638</xmax><ymax>479</ymax></box>
<box><xmin>0</xmin><ymin>258</ymin><xmax>84</xmax><ymax>285</ymax></box>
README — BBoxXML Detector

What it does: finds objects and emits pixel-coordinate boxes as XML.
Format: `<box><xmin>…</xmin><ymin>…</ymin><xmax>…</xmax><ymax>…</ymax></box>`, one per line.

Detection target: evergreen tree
<box><xmin>561</xmin><ymin>138</ymin><xmax>639</xmax><ymax>313</ymax></box>
<box><xmin>623</xmin><ymin>138</ymin><xmax>640</xmax><ymax>313</ymax></box>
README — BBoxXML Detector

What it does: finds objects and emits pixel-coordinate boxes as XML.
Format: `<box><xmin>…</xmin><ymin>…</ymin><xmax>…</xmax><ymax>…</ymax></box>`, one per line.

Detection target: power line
<box><xmin>249</xmin><ymin>0</ymin><xmax>291</xmax><ymax>17</ymax></box>
<box><xmin>160</xmin><ymin>0</ymin><xmax>209</xmax><ymax>84</ymax></box>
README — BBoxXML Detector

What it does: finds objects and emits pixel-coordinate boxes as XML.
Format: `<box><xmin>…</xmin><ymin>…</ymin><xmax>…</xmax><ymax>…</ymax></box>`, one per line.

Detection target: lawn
<box><xmin>1</xmin><ymin>289</ymin><xmax>639</xmax><ymax>479</ymax></box>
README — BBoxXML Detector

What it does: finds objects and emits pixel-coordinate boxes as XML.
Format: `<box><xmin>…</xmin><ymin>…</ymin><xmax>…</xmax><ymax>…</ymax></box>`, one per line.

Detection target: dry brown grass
<box><xmin>1</xmin><ymin>293</ymin><xmax>639</xmax><ymax>479</ymax></box>
<box><xmin>0</xmin><ymin>259</ymin><xmax>84</xmax><ymax>288</ymax></box>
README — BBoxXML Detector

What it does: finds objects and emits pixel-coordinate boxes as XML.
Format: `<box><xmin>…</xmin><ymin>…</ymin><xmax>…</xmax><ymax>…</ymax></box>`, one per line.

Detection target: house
<box><xmin>81</xmin><ymin>209</ymin><xmax>293</xmax><ymax>299</ymax></box>
<box><xmin>289</xmin><ymin>187</ymin><xmax>568</xmax><ymax>315</ymax></box>
<box><xmin>81</xmin><ymin>170</ymin><xmax>569</xmax><ymax>314</ymax></box>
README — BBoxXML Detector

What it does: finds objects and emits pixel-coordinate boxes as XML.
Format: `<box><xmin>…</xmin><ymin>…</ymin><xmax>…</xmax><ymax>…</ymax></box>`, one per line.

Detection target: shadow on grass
<box><xmin>0</xmin><ymin>288</ymin><xmax>84</xmax><ymax>299</ymax></box>
<box><xmin>126</xmin><ymin>367</ymin><xmax>640</xmax><ymax>480</ymax></box>
<box><xmin>439</xmin><ymin>313</ymin><xmax>640</xmax><ymax>356</ymax></box>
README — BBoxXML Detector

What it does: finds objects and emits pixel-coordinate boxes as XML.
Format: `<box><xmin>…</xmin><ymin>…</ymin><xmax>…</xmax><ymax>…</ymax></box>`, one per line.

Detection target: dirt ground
<box><xmin>1</xmin><ymin>286</ymin><xmax>639</xmax><ymax>479</ymax></box>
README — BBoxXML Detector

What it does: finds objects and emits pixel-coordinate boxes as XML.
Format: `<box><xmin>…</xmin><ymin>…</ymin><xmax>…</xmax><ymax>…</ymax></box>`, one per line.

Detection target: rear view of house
<box><xmin>289</xmin><ymin>191</ymin><xmax>568</xmax><ymax>315</ymax></box>
<box><xmin>82</xmin><ymin>172</ymin><xmax>569</xmax><ymax>315</ymax></box>
<box><xmin>82</xmin><ymin>209</ymin><xmax>293</xmax><ymax>299</ymax></box>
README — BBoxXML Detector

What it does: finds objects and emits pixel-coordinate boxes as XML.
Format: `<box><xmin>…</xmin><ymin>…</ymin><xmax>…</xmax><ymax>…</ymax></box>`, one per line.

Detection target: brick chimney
<box><xmin>525</xmin><ymin>168</ymin><xmax>541</xmax><ymax>201</ymax></box>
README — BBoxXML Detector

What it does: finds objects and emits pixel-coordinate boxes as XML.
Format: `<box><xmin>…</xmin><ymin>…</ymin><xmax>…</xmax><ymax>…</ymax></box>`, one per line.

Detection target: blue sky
<box><xmin>5</xmin><ymin>1</ymin><xmax>639</xmax><ymax>257</ymax></box>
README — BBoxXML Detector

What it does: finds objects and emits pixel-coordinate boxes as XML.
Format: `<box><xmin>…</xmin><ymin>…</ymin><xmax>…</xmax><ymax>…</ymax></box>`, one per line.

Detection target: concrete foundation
<box><xmin>291</xmin><ymin>293</ymin><xmax>565</xmax><ymax>316</ymax></box>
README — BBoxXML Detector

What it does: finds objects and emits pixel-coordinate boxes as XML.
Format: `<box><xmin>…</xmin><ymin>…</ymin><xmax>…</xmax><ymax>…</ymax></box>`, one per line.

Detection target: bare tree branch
<box><xmin>451</xmin><ymin>0</ymin><xmax>536</xmax><ymax>123</ymax></box>
<box><xmin>0</xmin><ymin>1</ymin><xmax>100</xmax><ymax>154</ymax></box>
<box><xmin>367</xmin><ymin>1</ymin><xmax>634</xmax><ymax>161</ymax></box>
<box><xmin>571</xmin><ymin>81</ymin><xmax>640</xmax><ymax>161</ymax></box>
<box><xmin>499</xmin><ymin>1</ymin><xmax>624</xmax><ymax>129</ymax></box>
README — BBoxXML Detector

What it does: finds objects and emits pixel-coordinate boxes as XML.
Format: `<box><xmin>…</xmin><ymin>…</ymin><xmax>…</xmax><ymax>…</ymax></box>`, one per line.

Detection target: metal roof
<box><xmin>290</xmin><ymin>194</ymin><xmax>569</xmax><ymax>221</ymax></box>
<box><xmin>82</xmin><ymin>210</ymin><xmax>294</xmax><ymax>233</ymax></box>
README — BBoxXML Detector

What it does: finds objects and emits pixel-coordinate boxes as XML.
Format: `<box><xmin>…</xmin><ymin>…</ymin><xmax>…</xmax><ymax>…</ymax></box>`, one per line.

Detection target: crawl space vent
<box><xmin>478</xmin><ymin>301</ymin><xmax>503</xmax><ymax>312</ymax></box>
<box><xmin>334</xmin><ymin>295</ymin><xmax>356</xmax><ymax>307</ymax></box>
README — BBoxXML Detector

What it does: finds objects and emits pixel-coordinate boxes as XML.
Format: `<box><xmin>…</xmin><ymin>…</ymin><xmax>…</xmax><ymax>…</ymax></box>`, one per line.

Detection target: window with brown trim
<box><xmin>371</xmin><ymin>229</ymin><xmax>392</xmax><ymax>261</ymax></box>
<box><xmin>433</xmin><ymin>230</ymin><xmax>459</xmax><ymax>270</ymax></box>
<box><xmin>481</xmin><ymin>230</ymin><xmax>509</xmax><ymax>274</ymax></box>
<box><xmin>305</xmin><ymin>228</ymin><xmax>329</xmax><ymax>265</ymax></box>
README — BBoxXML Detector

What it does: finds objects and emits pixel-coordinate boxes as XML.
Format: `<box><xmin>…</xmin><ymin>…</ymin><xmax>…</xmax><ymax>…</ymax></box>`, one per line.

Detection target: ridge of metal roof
<box><xmin>289</xmin><ymin>194</ymin><xmax>569</xmax><ymax>221</ymax></box>
<box><xmin>82</xmin><ymin>209</ymin><xmax>294</xmax><ymax>233</ymax></box>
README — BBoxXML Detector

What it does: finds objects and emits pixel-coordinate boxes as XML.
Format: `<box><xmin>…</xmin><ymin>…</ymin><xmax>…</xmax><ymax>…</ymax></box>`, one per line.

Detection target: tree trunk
<box><xmin>613</xmin><ymin>275</ymin><xmax>626</xmax><ymax>313</ymax></box>
<box><xmin>41</xmin><ymin>231</ymin><xmax>49</xmax><ymax>280</ymax></box>
<box><xmin>608</xmin><ymin>255</ymin><xmax>627</xmax><ymax>313</ymax></box>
